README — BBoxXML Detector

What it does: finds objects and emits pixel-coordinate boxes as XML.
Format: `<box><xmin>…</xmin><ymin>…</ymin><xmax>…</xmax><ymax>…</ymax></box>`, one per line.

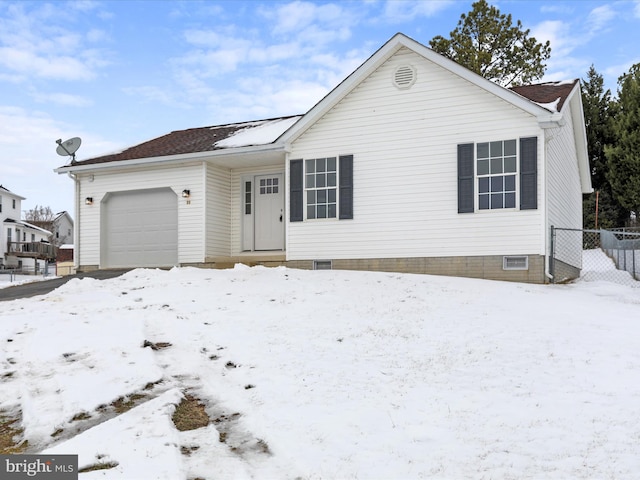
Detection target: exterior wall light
<box><xmin>85</xmin><ymin>197</ymin><xmax>93</xmax><ymax>205</ymax></box>
<box><xmin>182</xmin><ymin>189</ymin><xmax>191</xmax><ymax>198</ymax></box>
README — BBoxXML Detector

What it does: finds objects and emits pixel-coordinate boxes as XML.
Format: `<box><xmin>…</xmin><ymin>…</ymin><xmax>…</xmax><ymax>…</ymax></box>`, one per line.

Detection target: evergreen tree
<box><xmin>581</xmin><ymin>65</ymin><xmax>629</xmax><ymax>228</ymax></box>
<box><xmin>429</xmin><ymin>0</ymin><xmax>551</xmax><ymax>87</ymax></box>
<box><xmin>605</xmin><ymin>63</ymin><xmax>640</xmax><ymax>223</ymax></box>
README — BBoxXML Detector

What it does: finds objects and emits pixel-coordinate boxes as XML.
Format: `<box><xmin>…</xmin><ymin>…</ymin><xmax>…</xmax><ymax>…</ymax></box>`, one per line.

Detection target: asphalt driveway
<box><xmin>0</xmin><ymin>270</ymin><xmax>130</xmax><ymax>302</ymax></box>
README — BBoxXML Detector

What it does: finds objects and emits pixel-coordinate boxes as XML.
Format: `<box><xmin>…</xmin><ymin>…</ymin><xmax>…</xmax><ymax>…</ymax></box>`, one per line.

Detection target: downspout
<box><xmin>67</xmin><ymin>172</ymin><xmax>80</xmax><ymax>273</ymax></box>
<box><xmin>542</xmin><ymin>129</ymin><xmax>554</xmax><ymax>282</ymax></box>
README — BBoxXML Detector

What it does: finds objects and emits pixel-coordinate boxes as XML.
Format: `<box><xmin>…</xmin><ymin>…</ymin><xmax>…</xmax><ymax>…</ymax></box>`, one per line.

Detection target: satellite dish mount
<box><xmin>56</xmin><ymin>137</ymin><xmax>82</xmax><ymax>162</ymax></box>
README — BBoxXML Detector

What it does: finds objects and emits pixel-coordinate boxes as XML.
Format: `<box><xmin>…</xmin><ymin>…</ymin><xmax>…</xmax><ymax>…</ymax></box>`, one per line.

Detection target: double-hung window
<box><xmin>477</xmin><ymin>140</ymin><xmax>517</xmax><ymax>210</ymax></box>
<box><xmin>457</xmin><ymin>137</ymin><xmax>537</xmax><ymax>214</ymax></box>
<box><xmin>290</xmin><ymin>155</ymin><xmax>353</xmax><ymax>222</ymax></box>
<box><xmin>306</xmin><ymin>157</ymin><xmax>337</xmax><ymax>219</ymax></box>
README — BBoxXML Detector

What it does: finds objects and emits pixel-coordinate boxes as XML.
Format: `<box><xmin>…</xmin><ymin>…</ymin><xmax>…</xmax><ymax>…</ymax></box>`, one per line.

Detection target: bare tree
<box><xmin>24</xmin><ymin>205</ymin><xmax>58</xmax><ymax>245</ymax></box>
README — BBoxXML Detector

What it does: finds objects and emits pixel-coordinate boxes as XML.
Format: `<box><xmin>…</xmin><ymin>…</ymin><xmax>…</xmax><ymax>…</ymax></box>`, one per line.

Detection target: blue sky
<box><xmin>1</xmin><ymin>0</ymin><xmax>639</xmax><ymax>217</ymax></box>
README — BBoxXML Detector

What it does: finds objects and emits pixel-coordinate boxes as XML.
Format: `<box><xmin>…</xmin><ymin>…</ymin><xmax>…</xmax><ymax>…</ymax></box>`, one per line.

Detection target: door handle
<box><xmin>279</xmin><ymin>214</ymin><xmax>283</xmax><ymax>222</ymax></box>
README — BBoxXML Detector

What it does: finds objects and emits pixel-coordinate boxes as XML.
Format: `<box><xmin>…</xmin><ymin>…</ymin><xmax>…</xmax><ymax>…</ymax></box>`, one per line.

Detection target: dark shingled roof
<box><xmin>510</xmin><ymin>80</ymin><xmax>578</xmax><ymax>112</ymax></box>
<box><xmin>65</xmin><ymin>81</ymin><xmax>577</xmax><ymax>169</ymax></box>
<box><xmin>67</xmin><ymin>115</ymin><xmax>301</xmax><ymax>167</ymax></box>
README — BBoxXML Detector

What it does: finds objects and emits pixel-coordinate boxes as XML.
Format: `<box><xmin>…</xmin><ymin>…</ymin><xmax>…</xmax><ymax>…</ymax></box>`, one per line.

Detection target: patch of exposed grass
<box><xmin>180</xmin><ymin>445</ymin><xmax>200</xmax><ymax>456</ymax></box>
<box><xmin>71</xmin><ymin>412</ymin><xmax>91</xmax><ymax>421</ymax></box>
<box><xmin>256</xmin><ymin>438</ymin><xmax>271</xmax><ymax>455</ymax></box>
<box><xmin>78</xmin><ymin>461</ymin><xmax>119</xmax><ymax>473</ymax></box>
<box><xmin>144</xmin><ymin>379</ymin><xmax>163</xmax><ymax>390</ymax></box>
<box><xmin>142</xmin><ymin>340</ymin><xmax>172</xmax><ymax>351</ymax></box>
<box><xmin>112</xmin><ymin>393</ymin><xmax>147</xmax><ymax>414</ymax></box>
<box><xmin>0</xmin><ymin>412</ymin><xmax>28</xmax><ymax>454</ymax></box>
<box><xmin>172</xmin><ymin>394</ymin><xmax>210</xmax><ymax>432</ymax></box>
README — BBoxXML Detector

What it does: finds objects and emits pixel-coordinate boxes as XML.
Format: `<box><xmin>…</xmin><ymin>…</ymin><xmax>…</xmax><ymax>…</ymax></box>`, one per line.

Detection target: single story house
<box><xmin>55</xmin><ymin>33</ymin><xmax>591</xmax><ymax>283</ymax></box>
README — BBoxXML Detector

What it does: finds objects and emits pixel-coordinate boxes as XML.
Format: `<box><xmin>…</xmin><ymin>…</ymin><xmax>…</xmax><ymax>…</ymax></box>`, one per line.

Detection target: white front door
<box><xmin>254</xmin><ymin>174</ymin><xmax>284</xmax><ymax>250</ymax></box>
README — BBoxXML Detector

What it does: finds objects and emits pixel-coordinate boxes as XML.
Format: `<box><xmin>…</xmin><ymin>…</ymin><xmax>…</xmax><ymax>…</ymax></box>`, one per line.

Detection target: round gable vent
<box><xmin>393</xmin><ymin>65</ymin><xmax>416</xmax><ymax>89</ymax></box>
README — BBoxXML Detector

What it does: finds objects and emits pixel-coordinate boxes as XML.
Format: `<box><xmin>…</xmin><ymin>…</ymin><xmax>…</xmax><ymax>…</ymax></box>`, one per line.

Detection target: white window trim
<box><xmin>475</xmin><ymin>139</ymin><xmax>519</xmax><ymax>212</ymax></box>
<box><xmin>304</xmin><ymin>156</ymin><xmax>339</xmax><ymax>221</ymax></box>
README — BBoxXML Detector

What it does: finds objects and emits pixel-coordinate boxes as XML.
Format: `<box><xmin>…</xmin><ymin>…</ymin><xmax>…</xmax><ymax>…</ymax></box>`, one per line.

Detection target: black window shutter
<box><xmin>520</xmin><ymin>137</ymin><xmax>538</xmax><ymax>210</ymax></box>
<box><xmin>290</xmin><ymin>159</ymin><xmax>303</xmax><ymax>222</ymax></box>
<box><xmin>457</xmin><ymin>143</ymin><xmax>474</xmax><ymax>213</ymax></box>
<box><xmin>339</xmin><ymin>155</ymin><xmax>353</xmax><ymax>219</ymax></box>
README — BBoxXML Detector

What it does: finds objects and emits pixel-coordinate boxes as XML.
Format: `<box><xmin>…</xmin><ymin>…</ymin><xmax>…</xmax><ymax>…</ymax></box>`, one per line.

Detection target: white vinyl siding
<box><xmin>287</xmin><ymin>47</ymin><xmax>544</xmax><ymax>261</ymax></box>
<box><xmin>77</xmin><ymin>163</ymin><xmax>204</xmax><ymax>267</ymax></box>
<box><xmin>546</xmin><ymin>101</ymin><xmax>584</xmax><ymax>267</ymax></box>
<box><xmin>205</xmin><ymin>163</ymin><xmax>231</xmax><ymax>258</ymax></box>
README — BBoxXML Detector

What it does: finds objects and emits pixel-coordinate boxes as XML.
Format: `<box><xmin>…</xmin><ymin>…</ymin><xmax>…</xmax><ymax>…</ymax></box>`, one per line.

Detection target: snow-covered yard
<box><xmin>1</xmin><ymin>254</ymin><xmax>639</xmax><ymax>479</ymax></box>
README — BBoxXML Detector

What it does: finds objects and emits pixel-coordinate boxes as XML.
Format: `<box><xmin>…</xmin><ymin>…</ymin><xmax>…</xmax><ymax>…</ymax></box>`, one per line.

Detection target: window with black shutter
<box><xmin>458</xmin><ymin>143</ymin><xmax>474</xmax><ymax>213</ymax></box>
<box><xmin>289</xmin><ymin>159</ymin><xmax>303</xmax><ymax>222</ymax></box>
<box><xmin>292</xmin><ymin>155</ymin><xmax>353</xmax><ymax>221</ymax></box>
<box><xmin>519</xmin><ymin>137</ymin><xmax>538</xmax><ymax>210</ymax></box>
<box><xmin>458</xmin><ymin>136</ymin><xmax>538</xmax><ymax>213</ymax></box>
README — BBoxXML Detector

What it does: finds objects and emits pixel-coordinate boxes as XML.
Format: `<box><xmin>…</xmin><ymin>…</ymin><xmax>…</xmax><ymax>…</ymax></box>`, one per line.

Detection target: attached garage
<box><xmin>101</xmin><ymin>188</ymin><xmax>178</xmax><ymax>268</ymax></box>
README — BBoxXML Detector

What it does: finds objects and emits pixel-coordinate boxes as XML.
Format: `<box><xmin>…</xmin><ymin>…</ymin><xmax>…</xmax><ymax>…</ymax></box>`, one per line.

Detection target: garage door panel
<box><xmin>102</xmin><ymin>188</ymin><xmax>178</xmax><ymax>268</ymax></box>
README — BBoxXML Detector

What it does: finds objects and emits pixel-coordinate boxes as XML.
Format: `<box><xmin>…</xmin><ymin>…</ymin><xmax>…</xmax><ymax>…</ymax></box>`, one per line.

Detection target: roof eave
<box><xmin>537</xmin><ymin>112</ymin><xmax>566</xmax><ymax>129</ymax></box>
<box><xmin>55</xmin><ymin>142</ymin><xmax>287</xmax><ymax>174</ymax></box>
<box><xmin>567</xmin><ymin>83</ymin><xmax>593</xmax><ymax>194</ymax></box>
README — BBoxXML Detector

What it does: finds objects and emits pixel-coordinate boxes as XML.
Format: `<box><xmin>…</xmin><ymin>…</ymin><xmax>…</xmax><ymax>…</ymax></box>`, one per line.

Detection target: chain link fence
<box><xmin>550</xmin><ymin>227</ymin><xmax>640</xmax><ymax>286</ymax></box>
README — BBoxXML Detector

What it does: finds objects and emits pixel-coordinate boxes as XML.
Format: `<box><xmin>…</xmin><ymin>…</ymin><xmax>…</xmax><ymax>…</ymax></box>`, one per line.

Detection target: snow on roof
<box><xmin>535</xmin><ymin>97</ymin><xmax>561</xmax><ymax>113</ymax></box>
<box><xmin>214</xmin><ymin>116</ymin><xmax>300</xmax><ymax>148</ymax></box>
<box><xmin>20</xmin><ymin>220</ymin><xmax>52</xmax><ymax>235</ymax></box>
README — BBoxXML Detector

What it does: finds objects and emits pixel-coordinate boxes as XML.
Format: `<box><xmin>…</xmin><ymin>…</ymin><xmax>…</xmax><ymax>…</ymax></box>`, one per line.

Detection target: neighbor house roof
<box><xmin>0</xmin><ymin>185</ymin><xmax>26</xmax><ymax>200</ymax></box>
<box><xmin>2</xmin><ymin>218</ymin><xmax>52</xmax><ymax>236</ymax></box>
<box><xmin>64</xmin><ymin>116</ymin><xmax>301</xmax><ymax>168</ymax></box>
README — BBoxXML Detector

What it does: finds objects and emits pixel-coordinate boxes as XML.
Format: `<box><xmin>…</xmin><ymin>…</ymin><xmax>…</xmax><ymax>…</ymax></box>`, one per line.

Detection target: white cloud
<box><xmin>267</xmin><ymin>1</ymin><xmax>349</xmax><ymax>33</ymax></box>
<box><xmin>586</xmin><ymin>4</ymin><xmax>616</xmax><ymax>32</ymax></box>
<box><xmin>531</xmin><ymin>20</ymin><xmax>574</xmax><ymax>57</ymax></box>
<box><xmin>0</xmin><ymin>105</ymin><xmax>121</xmax><ymax>212</ymax></box>
<box><xmin>604</xmin><ymin>59</ymin><xmax>640</xmax><ymax>85</ymax></box>
<box><xmin>0</xmin><ymin>2</ymin><xmax>111</xmax><ymax>82</ymax></box>
<box><xmin>383</xmin><ymin>0</ymin><xmax>453</xmax><ymax>23</ymax></box>
<box><xmin>0</xmin><ymin>47</ymin><xmax>97</xmax><ymax>81</ymax></box>
<box><xmin>121</xmin><ymin>85</ymin><xmax>182</xmax><ymax>107</ymax></box>
<box><xmin>540</xmin><ymin>4</ymin><xmax>575</xmax><ymax>15</ymax></box>
<box><xmin>31</xmin><ymin>91</ymin><xmax>93</xmax><ymax>107</ymax></box>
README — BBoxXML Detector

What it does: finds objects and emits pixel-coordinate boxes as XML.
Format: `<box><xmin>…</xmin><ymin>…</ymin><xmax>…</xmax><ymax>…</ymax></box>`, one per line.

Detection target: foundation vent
<box><xmin>503</xmin><ymin>256</ymin><xmax>529</xmax><ymax>270</ymax></box>
<box><xmin>313</xmin><ymin>260</ymin><xmax>333</xmax><ymax>270</ymax></box>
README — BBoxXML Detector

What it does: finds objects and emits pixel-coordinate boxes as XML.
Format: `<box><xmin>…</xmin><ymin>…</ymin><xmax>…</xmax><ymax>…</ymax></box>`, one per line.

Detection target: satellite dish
<box><xmin>56</xmin><ymin>137</ymin><xmax>82</xmax><ymax>161</ymax></box>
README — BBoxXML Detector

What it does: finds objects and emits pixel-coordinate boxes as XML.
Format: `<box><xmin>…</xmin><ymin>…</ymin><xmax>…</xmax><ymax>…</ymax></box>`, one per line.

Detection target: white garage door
<box><xmin>102</xmin><ymin>188</ymin><xmax>178</xmax><ymax>268</ymax></box>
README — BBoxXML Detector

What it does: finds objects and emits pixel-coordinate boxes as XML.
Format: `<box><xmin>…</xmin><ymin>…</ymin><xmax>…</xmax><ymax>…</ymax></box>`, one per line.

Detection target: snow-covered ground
<box><xmin>1</xmin><ymin>251</ymin><xmax>639</xmax><ymax>479</ymax></box>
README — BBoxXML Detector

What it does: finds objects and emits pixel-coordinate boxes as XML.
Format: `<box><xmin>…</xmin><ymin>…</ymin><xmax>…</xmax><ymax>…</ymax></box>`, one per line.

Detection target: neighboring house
<box><xmin>30</xmin><ymin>211</ymin><xmax>75</xmax><ymax>246</ymax></box>
<box><xmin>55</xmin><ymin>33</ymin><xmax>591</xmax><ymax>283</ymax></box>
<box><xmin>53</xmin><ymin>211</ymin><xmax>74</xmax><ymax>245</ymax></box>
<box><xmin>1</xmin><ymin>185</ymin><xmax>55</xmax><ymax>272</ymax></box>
